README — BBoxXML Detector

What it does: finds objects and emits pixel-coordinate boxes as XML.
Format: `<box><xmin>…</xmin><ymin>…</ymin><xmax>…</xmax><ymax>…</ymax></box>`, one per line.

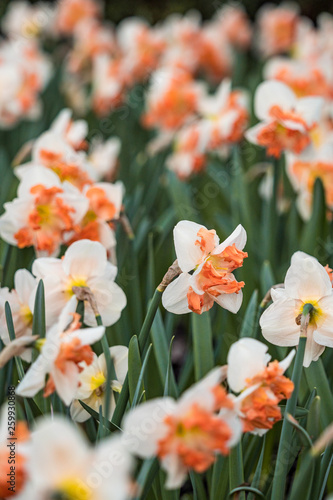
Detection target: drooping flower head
<box><xmin>162</xmin><ymin>221</ymin><xmax>247</xmax><ymax>315</ymax></box>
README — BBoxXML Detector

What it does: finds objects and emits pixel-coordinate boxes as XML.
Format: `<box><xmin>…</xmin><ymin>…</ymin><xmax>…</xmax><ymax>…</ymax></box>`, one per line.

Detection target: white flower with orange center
<box><xmin>116</xmin><ymin>18</ymin><xmax>165</xmax><ymax>83</ymax></box>
<box><xmin>122</xmin><ymin>367</ymin><xmax>242</xmax><ymax>489</ymax></box>
<box><xmin>142</xmin><ymin>67</ymin><xmax>204</xmax><ymax>131</ymax></box>
<box><xmin>260</xmin><ymin>251</ymin><xmax>333</xmax><ymax>367</ymax></box>
<box><xmin>245</xmin><ymin>80</ymin><xmax>323</xmax><ymax>158</ymax></box>
<box><xmin>16</xmin><ymin>297</ymin><xmax>105</xmax><ymax>406</ymax></box>
<box><xmin>0</xmin><ymin>166</ymin><xmax>88</xmax><ymax>257</ymax></box>
<box><xmin>67</xmin><ymin>181</ymin><xmax>124</xmax><ymax>252</ymax></box>
<box><xmin>32</xmin><ymin>239</ymin><xmax>127</xmax><ymax>327</ymax></box>
<box><xmin>162</xmin><ymin>221</ymin><xmax>247</xmax><ymax>315</ymax></box>
<box><xmin>0</xmin><ymin>269</ymin><xmax>36</xmax><ymax>362</ymax></box>
<box><xmin>15</xmin><ymin>416</ymin><xmax>133</xmax><ymax>500</ymax></box>
<box><xmin>256</xmin><ymin>3</ymin><xmax>299</xmax><ymax>57</ymax></box>
<box><xmin>70</xmin><ymin>345</ymin><xmax>128</xmax><ymax>422</ymax></box>
<box><xmin>227</xmin><ymin>338</ymin><xmax>295</xmax><ymax>435</ymax></box>
<box><xmin>0</xmin><ymin>39</ymin><xmax>51</xmax><ymax>128</ymax></box>
<box><xmin>16</xmin><ymin>130</ymin><xmax>97</xmax><ymax>191</ymax></box>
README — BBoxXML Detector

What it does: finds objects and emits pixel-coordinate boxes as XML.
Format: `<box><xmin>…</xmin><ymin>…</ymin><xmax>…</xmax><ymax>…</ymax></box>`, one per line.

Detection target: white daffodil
<box><xmin>14</xmin><ymin>416</ymin><xmax>133</xmax><ymax>500</ymax></box>
<box><xmin>70</xmin><ymin>345</ymin><xmax>128</xmax><ymax>422</ymax></box>
<box><xmin>32</xmin><ymin>239</ymin><xmax>127</xmax><ymax>327</ymax></box>
<box><xmin>227</xmin><ymin>338</ymin><xmax>295</xmax><ymax>435</ymax></box>
<box><xmin>16</xmin><ymin>298</ymin><xmax>105</xmax><ymax>406</ymax></box>
<box><xmin>122</xmin><ymin>367</ymin><xmax>241</xmax><ymax>489</ymax></box>
<box><xmin>162</xmin><ymin>221</ymin><xmax>247</xmax><ymax>315</ymax></box>
<box><xmin>260</xmin><ymin>251</ymin><xmax>333</xmax><ymax>367</ymax></box>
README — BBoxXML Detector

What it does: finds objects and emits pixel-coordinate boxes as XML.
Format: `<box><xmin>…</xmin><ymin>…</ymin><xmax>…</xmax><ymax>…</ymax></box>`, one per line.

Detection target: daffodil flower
<box><xmin>260</xmin><ymin>251</ymin><xmax>333</xmax><ymax>367</ymax></box>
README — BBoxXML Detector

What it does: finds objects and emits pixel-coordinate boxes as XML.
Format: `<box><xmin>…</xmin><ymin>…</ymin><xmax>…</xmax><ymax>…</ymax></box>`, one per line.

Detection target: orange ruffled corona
<box><xmin>14</xmin><ymin>185</ymin><xmax>76</xmax><ymax>255</ymax></box>
<box><xmin>240</xmin><ymin>361</ymin><xmax>294</xmax><ymax>433</ymax></box>
<box><xmin>157</xmin><ymin>387</ymin><xmax>234</xmax><ymax>473</ymax></box>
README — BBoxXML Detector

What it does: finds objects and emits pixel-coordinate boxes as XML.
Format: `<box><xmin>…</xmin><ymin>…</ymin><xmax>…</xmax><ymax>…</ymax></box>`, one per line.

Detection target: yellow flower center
<box><xmin>90</xmin><ymin>371</ymin><xmax>106</xmax><ymax>391</ymax></box>
<box><xmin>66</xmin><ymin>278</ymin><xmax>89</xmax><ymax>297</ymax></box>
<box><xmin>54</xmin><ymin>477</ymin><xmax>92</xmax><ymax>500</ymax></box>
<box><xmin>20</xmin><ymin>305</ymin><xmax>33</xmax><ymax>326</ymax></box>
<box><xmin>299</xmin><ymin>300</ymin><xmax>324</xmax><ymax>327</ymax></box>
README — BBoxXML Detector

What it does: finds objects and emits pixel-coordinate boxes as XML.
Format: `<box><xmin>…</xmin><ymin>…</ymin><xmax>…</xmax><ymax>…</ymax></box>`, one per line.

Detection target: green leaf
<box><xmin>305</xmin><ymin>359</ymin><xmax>333</xmax><ymax>429</ymax></box>
<box><xmin>32</xmin><ymin>280</ymin><xmax>46</xmax><ymax>338</ymax></box>
<box><xmin>306</xmin><ymin>396</ymin><xmax>321</xmax><ymax>442</ymax></box>
<box><xmin>301</xmin><ymin>178</ymin><xmax>327</xmax><ymax>254</ymax></box>
<box><xmin>248</xmin><ymin>436</ymin><xmax>266</xmax><ymax>500</ymax></box>
<box><xmin>240</xmin><ymin>289</ymin><xmax>258</xmax><ymax>338</ymax></box>
<box><xmin>191</xmin><ymin>311</ymin><xmax>214</xmax><ymax>381</ymax></box>
<box><xmin>78</xmin><ymin>400</ymin><xmax>120</xmax><ymax>432</ymax></box>
<box><xmin>128</xmin><ymin>335</ymin><xmax>143</xmax><ymax>405</ymax></box>
<box><xmin>229</xmin><ymin>442</ymin><xmax>245</xmax><ymax>500</ymax></box>
<box><xmin>131</xmin><ymin>344</ymin><xmax>152</xmax><ymax>408</ymax></box>
<box><xmin>151</xmin><ymin>310</ymin><xmax>178</xmax><ymax>398</ymax></box>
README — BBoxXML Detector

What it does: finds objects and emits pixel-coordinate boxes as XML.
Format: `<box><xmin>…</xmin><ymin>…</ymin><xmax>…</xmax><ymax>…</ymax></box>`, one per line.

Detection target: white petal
<box><xmin>227</xmin><ymin>338</ymin><xmax>270</xmax><ymax>393</ymax></box>
<box><xmin>52</xmin><ymin>362</ymin><xmax>80</xmax><ymax>406</ymax></box>
<box><xmin>279</xmin><ymin>349</ymin><xmax>296</xmax><ymax>373</ymax></box>
<box><xmin>162</xmin><ymin>273</ymin><xmax>191</xmax><ymax>314</ymax></box>
<box><xmin>213</xmin><ymin>289</ymin><xmax>243</xmax><ymax>314</ymax></box>
<box><xmin>122</xmin><ymin>398</ymin><xmax>176</xmax><ymax>458</ymax></box>
<box><xmin>16</xmin><ymin>356</ymin><xmax>48</xmax><ymax>397</ymax></box>
<box><xmin>255</xmin><ymin>80</ymin><xmax>296</xmax><ymax>121</ymax></box>
<box><xmin>162</xmin><ymin>454</ymin><xmax>188</xmax><ymax>489</ymax></box>
<box><xmin>303</xmin><ymin>330</ymin><xmax>325</xmax><ymax>367</ymax></box>
<box><xmin>173</xmin><ymin>220</ymin><xmax>218</xmax><ymax>272</ymax></box>
<box><xmin>212</xmin><ymin>224</ymin><xmax>247</xmax><ymax>254</ymax></box>
<box><xmin>295</xmin><ymin>97</ymin><xmax>324</xmax><ymax>127</ymax></box>
<box><xmin>285</xmin><ymin>252</ymin><xmax>332</xmax><ymax>300</ymax></box>
<box><xmin>179</xmin><ymin>366</ymin><xmax>224</xmax><ymax>412</ymax></box>
<box><xmin>62</xmin><ymin>239</ymin><xmax>108</xmax><ymax>278</ymax></box>
<box><xmin>259</xmin><ymin>299</ymin><xmax>300</xmax><ymax>346</ymax></box>
<box><xmin>14</xmin><ymin>269</ymin><xmax>36</xmax><ymax>305</ymax></box>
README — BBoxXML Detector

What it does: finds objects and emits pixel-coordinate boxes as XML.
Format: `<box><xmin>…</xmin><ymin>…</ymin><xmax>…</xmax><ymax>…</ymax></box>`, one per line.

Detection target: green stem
<box><xmin>229</xmin><ymin>442</ymin><xmax>245</xmax><ymax>500</ymax></box>
<box><xmin>112</xmin><ymin>288</ymin><xmax>163</xmax><ymax>427</ymax></box>
<box><xmin>271</xmin><ymin>336</ymin><xmax>307</xmax><ymax>500</ymax></box>
<box><xmin>96</xmin><ymin>314</ymin><xmax>116</xmax><ymax>434</ymax></box>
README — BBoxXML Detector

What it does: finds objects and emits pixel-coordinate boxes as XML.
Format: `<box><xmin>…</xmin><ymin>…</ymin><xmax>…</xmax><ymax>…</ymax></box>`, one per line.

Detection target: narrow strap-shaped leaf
<box><xmin>131</xmin><ymin>344</ymin><xmax>152</xmax><ymax>408</ymax></box>
<box><xmin>128</xmin><ymin>335</ymin><xmax>143</xmax><ymax>405</ymax></box>
<box><xmin>229</xmin><ymin>442</ymin><xmax>245</xmax><ymax>500</ymax></box>
<box><xmin>240</xmin><ymin>289</ymin><xmax>258</xmax><ymax>338</ymax></box>
<box><xmin>305</xmin><ymin>359</ymin><xmax>333</xmax><ymax>429</ymax></box>
<box><xmin>32</xmin><ymin>280</ymin><xmax>46</xmax><ymax>338</ymax></box>
<box><xmin>248</xmin><ymin>436</ymin><xmax>266</xmax><ymax>500</ymax></box>
<box><xmin>191</xmin><ymin>311</ymin><xmax>214</xmax><ymax>381</ymax></box>
<box><xmin>5</xmin><ymin>302</ymin><xmax>25</xmax><ymax>380</ymax></box>
<box><xmin>151</xmin><ymin>310</ymin><xmax>178</xmax><ymax>398</ymax></box>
